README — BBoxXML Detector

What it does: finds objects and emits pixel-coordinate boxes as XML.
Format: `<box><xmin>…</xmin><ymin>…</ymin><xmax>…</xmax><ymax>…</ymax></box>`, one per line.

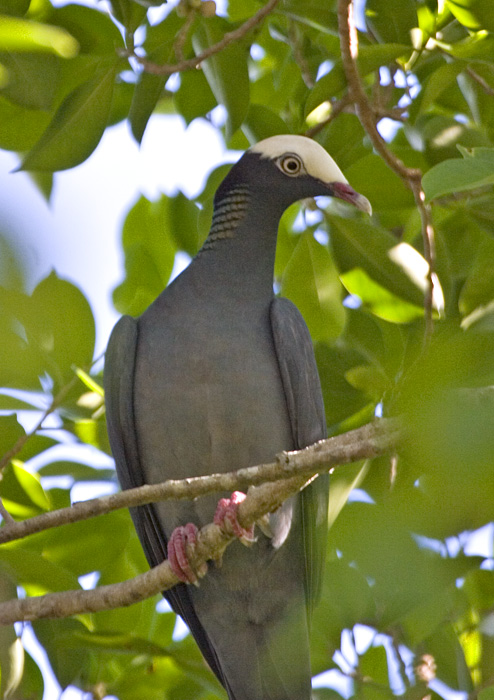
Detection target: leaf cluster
<box><xmin>1</xmin><ymin>0</ymin><xmax>494</xmax><ymax>698</ymax></box>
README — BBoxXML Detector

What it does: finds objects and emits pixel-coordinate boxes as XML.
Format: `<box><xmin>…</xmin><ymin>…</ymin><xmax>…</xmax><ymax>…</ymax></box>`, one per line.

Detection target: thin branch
<box><xmin>130</xmin><ymin>0</ymin><xmax>279</xmax><ymax>76</ymax></box>
<box><xmin>337</xmin><ymin>0</ymin><xmax>420</xmax><ymax>182</ymax></box>
<box><xmin>465</xmin><ymin>66</ymin><xmax>494</xmax><ymax>97</ymax></box>
<box><xmin>288</xmin><ymin>20</ymin><xmax>314</xmax><ymax>88</ymax></box>
<box><xmin>337</xmin><ymin>0</ymin><xmax>436</xmax><ymax>336</ymax></box>
<box><xmin>410</xmin><ymin>181</ymin><xmax>436</xmax><ymax>337</ymax></box>
<box><xmin>173</xmin><ymin>9</ymin><xmax>196</xmax><ymax>62</ymax></box>
<box><xmin>0</xmin><ymin>520</ymin><xmax>228</xmax><ymax>624</ymax></box>
<box><xmin>0</xmin><ymin>498</ymin><xmax>14</xmax><ymax>525</ymax></box>
<box><xmin>0</xmin><ymin>418</ymin><xmax>402</xmax><ymax>625</ymax></box>
<box><xmin>0</xmin><ymin>418</ymin><xmax>402</xmax><ymax>545</ymax></box>
<box><xmin>0</xmin><ymin>354</ymin><xmax>104</xmax><ymax>474</ymax></box>
<box><xmin>0</xmin><ymin>375</ymin><xmax>79</xmax><ymax>474</ymax></box>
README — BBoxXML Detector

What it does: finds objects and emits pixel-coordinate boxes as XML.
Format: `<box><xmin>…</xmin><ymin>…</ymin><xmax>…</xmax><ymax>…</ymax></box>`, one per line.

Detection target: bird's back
<box><xmin>132</xmin><ymin>262</ymin><xmax>312</xmax><ymax>700</ymax></box>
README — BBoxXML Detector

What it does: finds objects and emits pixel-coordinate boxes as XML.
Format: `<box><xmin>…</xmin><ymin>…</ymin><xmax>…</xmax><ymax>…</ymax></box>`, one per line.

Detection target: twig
<box><xmin>0</xmin><ymin>354</ymin><xmax>104</xmax><ymax>474</ymax></box>
<box><xmin>389</xmin><ymin>630</ymin><xmax>411</xmax><ymax>690</ymax></box>
<box><xmin>0</xmin><ymin>375</ymin><xmax>79</xmax><ymax>474</ymax></box>
<box><xmin>0</xmin><ymin>498</ymin><xmax>14</xmax><ymax>525</ymax></box>
<box><xmin>0</xmin><ymin>419</ymin><xmax>402</xmax><ymax>625</ymax></box>
<box><xmin>337</xmin><ymin>0</ymin><xmax>420</xmax><ymax>182</ymax></box>
<box><xmin>337</xmin><ymin>0</ymin><xmax>436</xmax><ymax>336</ymax></box>
<box><xmin>288</xmin><ymin>20</ymin><xmax>314</xmax><ymax>88</ymax></box>
<box><xmin>173</xmin><ymin>9</ymin><xmax>196</xmax><ymax>62</ymax></box>
<box><xmin>131</xmin><ymin>0</ymin><xmax>279</xmax><ymax>76</ymax></box>
<box><xmin>466</xmin><ymin>66</ymin><xmax>494</xmax><ymax>97</ymax></box>
<box><xmin>0</xmin><ymin>419</ymin><xmax>402</xmax><ymax>546</ymax></box>
<box><xmin>410</xmin><ymin>181</ymin><xmax>436</xmax><ymax>336</ymax></box>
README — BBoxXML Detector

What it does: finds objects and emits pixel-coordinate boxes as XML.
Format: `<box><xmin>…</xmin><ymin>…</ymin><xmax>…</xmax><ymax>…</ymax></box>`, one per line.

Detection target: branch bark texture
<box><xmin>0</xmin><ymin>418</ymin><xmax>402</xmax><ymax>625</ymax></box>
<box><xmin>134</xmin><ymin>0</ymin><xmax>279</xmax><ymax>76</ymax></box>
<box><xmin>337</xmin><ymin>0</ymin><xmax>436</xmax><ymax>334</ymax></box>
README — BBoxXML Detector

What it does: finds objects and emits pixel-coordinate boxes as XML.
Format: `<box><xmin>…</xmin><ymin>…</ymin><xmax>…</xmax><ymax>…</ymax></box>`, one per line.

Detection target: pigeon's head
<box><xmin>217</xmin><ymin>134</ymin><xmax>371</xmax><ymax>216</ymax></box>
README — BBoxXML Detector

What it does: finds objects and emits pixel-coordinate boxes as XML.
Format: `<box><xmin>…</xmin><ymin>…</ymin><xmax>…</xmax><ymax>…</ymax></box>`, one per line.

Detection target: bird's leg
<box><xmin>167</xmin><ymin>523</ymin><xmax>207</xmax><ymax>585</ymax></box>
<box><xmin>214</xmin><ymin>491</ymin><xmax>256</xmax><ymax>545</ymax></box>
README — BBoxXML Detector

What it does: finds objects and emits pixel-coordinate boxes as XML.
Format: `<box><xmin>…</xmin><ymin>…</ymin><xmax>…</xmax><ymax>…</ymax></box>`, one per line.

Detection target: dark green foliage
<box><xmin>1</xmin><ymin>0</ymin><xmax>494</xmax><ymax>697</ymax></box>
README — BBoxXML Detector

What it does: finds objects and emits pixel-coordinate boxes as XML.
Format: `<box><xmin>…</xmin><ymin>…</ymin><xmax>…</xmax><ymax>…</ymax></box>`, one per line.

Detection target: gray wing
<box><xmin>103</xmin><ymin>315</ymin><xmax>225</xmax><ymax>686</ymax></box>
<box><xmin>270</xmin><ymin>297</ymin><xmax>329</xmax><ymax>614</ymax></box>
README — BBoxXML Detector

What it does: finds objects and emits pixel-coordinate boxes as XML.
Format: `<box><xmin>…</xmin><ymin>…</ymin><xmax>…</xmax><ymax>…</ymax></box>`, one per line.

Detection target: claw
<box><xmin>214</xmin><ymin>491</ymin><xmax>255</xmax><ymax>545</ymax></box>
<box><xmin>167</xmin><ymin>523</ymin><xmax>207</xmax><ymax>585</ymax></box>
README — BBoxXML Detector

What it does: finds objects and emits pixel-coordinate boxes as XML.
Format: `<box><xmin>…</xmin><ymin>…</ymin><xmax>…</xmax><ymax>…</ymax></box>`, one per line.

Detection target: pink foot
<box><xmin>214</xmin><ymin>491</ymin><xmax>255</xmax><ymax>544</ymax></box>
<box><xmin>167</xmin><ymin>523</ymin><xmax>206</xmax><ymax>584</ymax></box>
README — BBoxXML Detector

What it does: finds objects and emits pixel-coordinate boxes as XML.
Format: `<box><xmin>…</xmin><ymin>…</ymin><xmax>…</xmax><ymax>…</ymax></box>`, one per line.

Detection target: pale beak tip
<box><xmin>355</xmin><ymin>193</ymin><xmax>372</xmax><ymax>216</ymax></box>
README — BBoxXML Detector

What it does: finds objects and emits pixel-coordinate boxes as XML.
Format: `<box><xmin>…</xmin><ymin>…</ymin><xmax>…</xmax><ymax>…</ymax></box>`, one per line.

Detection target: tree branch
<box><xmin>337</xmin><ymin>0</ymin><xmax>420</xmax><ymax>182</ymax></box>
<box><xmin>0</xmin><ymin>374</ymin><xmax>80</xmax><ymax>474</ymax></box>
<box><xmin>337</xmin><ymin>0</ymin><xmax>436</xmax><ymax>335</ymax></box>
<box><xmin>0</xmin><ymin>418</ymin><xmax>401</xmax><ymax>546</ymax></box>
<box><xmin>130</xmin><ymin>0</ymin><xmax>279</xmax><ymax>76</ymax></box>
<box><xmin>0</xmin><ymin>418</ymin><xmax>402</xmax><ymax>624</ymax></box>
<box><xmin>0</xmin><ymin>355</ymin><xmax>104</xmax><ymax>475</ymax></box>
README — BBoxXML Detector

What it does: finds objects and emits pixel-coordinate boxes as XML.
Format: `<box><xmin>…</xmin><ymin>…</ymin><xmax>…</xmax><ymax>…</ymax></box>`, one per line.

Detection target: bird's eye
<box><xmin>278</xmin><ymin>154</ymin><xmax>303</xmax><ymax>176</ymax></box>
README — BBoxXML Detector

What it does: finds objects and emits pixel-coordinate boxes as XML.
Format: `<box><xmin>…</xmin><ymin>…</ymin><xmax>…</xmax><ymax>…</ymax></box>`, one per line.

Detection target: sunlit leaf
<box><xmin>423</xmin><ymin>147</ymin><xmax>494</xmax><ymax>201</ymax></box>
<box><xmin>0</xmin><ymin>17</ymin><xmax>79</xmax><ymax>56</ymax></box>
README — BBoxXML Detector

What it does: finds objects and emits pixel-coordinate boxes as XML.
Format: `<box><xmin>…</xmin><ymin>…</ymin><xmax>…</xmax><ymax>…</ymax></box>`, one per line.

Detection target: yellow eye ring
<box><xmin>278</xmin><ymin>154</ymin><xmax>303</xmax><ymax>176</ymax></box>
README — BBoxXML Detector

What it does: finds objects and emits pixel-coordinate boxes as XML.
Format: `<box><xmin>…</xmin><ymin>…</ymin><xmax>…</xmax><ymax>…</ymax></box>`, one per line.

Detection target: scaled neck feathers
<box><xmin>201</xmin><ymin>186</ymin><xmax>251</xmax><ymax>251</ymax></box>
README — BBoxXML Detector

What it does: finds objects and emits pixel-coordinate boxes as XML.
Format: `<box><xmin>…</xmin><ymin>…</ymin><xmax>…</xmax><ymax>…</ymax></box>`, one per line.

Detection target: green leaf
<box><xmin>459</xmin><ymin>237</ymin><xmax>494</xmax><ymax>314</ymax></box>
<box><xmin>0</xmin><ymin>95</ymin><xmax>51</xmax><ymax>151</ymax></box>
<box><xmin>129</xmin><ymin>71</ymin><xmax>168</xmax><ymax>144</ymax></box>
<box><xmin>0</xmin><ymin>461</ymin><xmax>51</xmax><ymax>518</ymax></box>
<box><xmin>24</xmin><ymin>272</ymin><xmax>96</xmax><ymax>385</ymax></box>
<box><xmin>327</xmin><ymin>460</ymin><xmax>370</xmax><ymax>529</ymax></box>
<box><xmin>129</xmin><ymin>11</ymin><xmax>188</xmax><ymax>143</ymax></box>
<box><xmin>281</xmin><ymin>233</ymin><xmax>346</xmax><ymax>342</ymax></box>
<box><xmin>0</xmin><ymin>414</ymin><xmax>25</xmax><ymax>463</ymax></box>
<box><xmin>49</xmin><ymin>4</ymin><xmax>124</xmax><ymax>56</ymax></box>
<box><xmin>38</xmin><ymin>461</ymin><xmax>115</xmax><ymax>482</ymax></box>
<box><xmin>414</xmin><ymin>60</ymin><xmax>466</xmax><ymax>116</ymax></box>
<box><xmin>167</xmin><ymin>191</ymin><xmax>200</xmax><ymax>256</ymax></box>
<box><xmin>318</xmin><ymin>113</ymin><xmax>368</xmax><ymax>172</ymax></box>
<box><xmin>107</xmin><ymin>0</ymin><xmax>147</xmax><ymax>32</ymax></box>
<box><xmin>63</xmin><ymin>630</ymin><xmax>170</xmax><ymax>656</ymax></box>
<box><xmin>359</xmin><ymin>645</ymin><xmax>389</xmax><ymax>686</ymax></box>
<box><xmin>12</xmin><ymin>649</ymin><xmax>44</xmax><ymax>700</ymax></box>
<box><xmin>112</xmin><ymin>195</ymin><xmax>182</xmax><ymax>315</ymax></box>
<box><xmin>0</xmin><ymin>17</ymin><xmax>79</xmax><ymax>56</ymax></box>
<box><xmin>344</xmin><ymin>152</ymin><xmax>414</xmax><ymax>211</ymax></box>
<box><xmin>0</xmin><ymin>0</ymin><xmax>30</xmax><ymax>16</ymax></box>
<box><xmin>365</xmin><ymin>0</ymin><xmax>418</xmax><ymax>44</ymax></box>
<box><xmin>174</xmin><ymin>67</ymin><xmax>217</xmax><ymax>125</ymax></box>
<box><xmin>423</xmin><ymin>147</ymin><xmax>494</xmax><ymax>201</ymax></box>
<box><xmin>314</xmin><ymin>343</ymin><xmax>372</xmax><ymax>428</ymax></box>
<box><xmin>329</xmin><ymin>217</ymin><xmax>426</xmax><ymax>307</ymax></box>
<box><xmin>41</xmin><ymin>511</ymin><xmax>131</xmax><ymax>576</ymax></box>
<box><xmin>0</xmin><ymin>52</ymin><xmax>61</xmax><ymax>109</ymax></box>
<box><xmin>0</xmin><ymin>393</ymin><xmax>43</xmax><ymax>410</ymax></box>
<box><xmin>341</xmin><ymin>268</ymin><xmax>425</xmax><ymax>323</ymax></box>
<box><xmin>0</xmin><ymin>592</ymin><xmax>24</xmax><ymax>700</ymax></box>
<box><xmin>242</xmin><ymin>103</ymin><xmax>291</xmax><ymax>143</ymax></box>
<box><xmin>446</xmin><ymin>0</ymin><xmax>494</xmax><ymax>31</ymax></box>
<box><xmin>17</xmin><ymin>435</ymin><xmax>58</xmax><ymax>464</ymax></box>
<box><xmin>345</xmin><ymin>364</ymin><xmax>391</xmax><ymax>397</ymax></box>
<box><xmin>193</xmin><ymin>16</ymin><xmax>250</xmax><ymax>140</ymax></box>
<box><xmin>21</xmin><ymin>61</ymin><xmax>117</xmax><ymax>172</ymax></box>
